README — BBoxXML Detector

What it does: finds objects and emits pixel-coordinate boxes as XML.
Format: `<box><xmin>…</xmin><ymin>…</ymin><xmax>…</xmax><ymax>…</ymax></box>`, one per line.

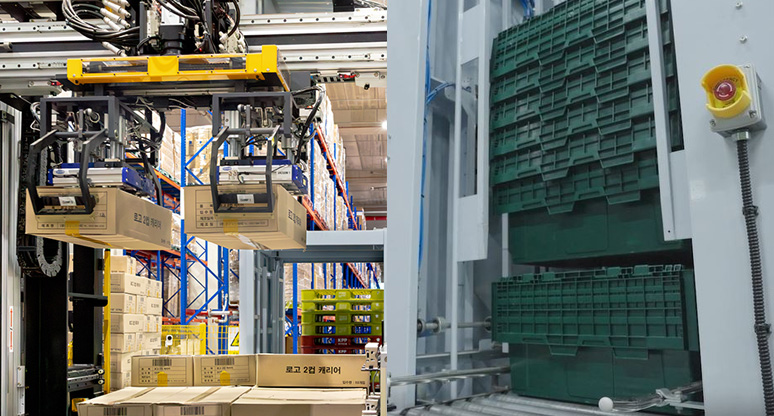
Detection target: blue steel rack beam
<box><xmin>179</xmin><ymin>109</ymin><xmax>236</xmax><ymax>356</ymax></box>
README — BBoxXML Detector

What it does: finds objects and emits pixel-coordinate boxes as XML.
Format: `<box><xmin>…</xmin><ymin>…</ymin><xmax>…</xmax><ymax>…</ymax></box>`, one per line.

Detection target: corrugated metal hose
<box><xmin>736</xmin><ymin>137</ymin><xmax>774</xmax><ymax>414</ymax></box>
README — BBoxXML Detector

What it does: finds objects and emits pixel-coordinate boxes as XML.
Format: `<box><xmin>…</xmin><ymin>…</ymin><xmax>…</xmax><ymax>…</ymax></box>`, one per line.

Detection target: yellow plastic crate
<box><xmin>300</xmin><ymin>300</ymin><xmax>384</xmax><ymax>312</ymax></box>
<box><xmin>301</xmin><ymin>322</ymin><xmax>383</xmax><ymax>336</ymax></box>
<box><xmin>301</xmin><ymin>312</ymin><xmax>383</xmax><ymax>324</ymax></box>
<box><xmin>301</xmin><ymin>289</ymin><xmax>384</xmax><ymax>301</ymax></box>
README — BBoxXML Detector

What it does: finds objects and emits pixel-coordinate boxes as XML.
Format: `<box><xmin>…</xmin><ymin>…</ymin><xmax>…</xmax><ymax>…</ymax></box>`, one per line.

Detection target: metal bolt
<box><xmin>750</xmin><ymin>110</ymin><xmax>758</xmax><ymax>118</ymax></box>
<box><xmin>710</xmin><ymin>120</ymin><xmax>717</xmax><ymax>127</ymax></box>
<box><xmin>736</xmin><ymin>1</ymin><xmax>743</xmax><ymax>8</ymax></box>
<box><xmin>740</xmin><ymin>35</ymin><xmax>748</xmax><ymax>43</ymax></box>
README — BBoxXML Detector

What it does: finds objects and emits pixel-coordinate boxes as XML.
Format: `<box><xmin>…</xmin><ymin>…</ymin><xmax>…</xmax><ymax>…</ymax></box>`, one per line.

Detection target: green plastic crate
<box><xmin>492</xmin><ymin>150</ymin><xmax>660</xmax><ymax>215</ymax></box>
<box><xmin>508</xmin><ymin>190</ymin><xmax>690</xmax><ymax>265</ymax></box>
<box><xmin>508</xmin><ymin>344</ymin><xmax>701</xmax><ymax>414</ymax></box>
<box><xmin>491</xmin><ymin>0</ymin><xmax>671</xmax><ymax>78</ymax></box>
<box><xmin>491</xmin><ymin>110</ymin><xmax>680</xmax><ymax>188</ymax></box>
<box><xmin>492</xmin><ymin>265</ymin><xmax>699</xmax><ymax>351</ymax></box>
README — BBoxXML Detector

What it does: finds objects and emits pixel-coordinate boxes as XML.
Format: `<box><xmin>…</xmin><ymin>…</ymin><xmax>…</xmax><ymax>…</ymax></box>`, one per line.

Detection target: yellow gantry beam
<box><xmin>67</xmin><ymin>46</ymin><xmax>289</xmax><ymax>91</ymax></box>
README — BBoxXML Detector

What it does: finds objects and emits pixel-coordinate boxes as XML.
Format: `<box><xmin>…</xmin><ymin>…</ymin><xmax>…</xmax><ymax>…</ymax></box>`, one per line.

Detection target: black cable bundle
<box><xmin>737</xmin><ymin>138</ymin><xmax>774</xmax><ymax>414</ymax></box>
<box><xmin>62</xmin><ymin>0</ymin><xmax>139</xmax><ymax>47</ymax></box>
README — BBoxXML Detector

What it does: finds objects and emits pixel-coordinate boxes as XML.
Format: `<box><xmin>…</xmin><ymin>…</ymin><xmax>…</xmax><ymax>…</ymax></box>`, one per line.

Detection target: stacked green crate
<box><xmin>490</xmin><ymin>0</ymin><xmax>690</xmax><ymax>265</ymax></box>
<box><xmin>489</xmin><ymin>0</ymin><xmax>700</xmax><ymax>408</ymax></box>
<box><xmin>492</xmin><ymin>265</ymin><xmax>701</xmax><ymax>412</ymax></box>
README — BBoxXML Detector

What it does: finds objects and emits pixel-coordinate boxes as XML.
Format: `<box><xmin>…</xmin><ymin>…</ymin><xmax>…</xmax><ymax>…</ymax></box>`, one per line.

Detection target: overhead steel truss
<box><xmin>0</xmin><ymin>9</ymin><xmax>387</xmax><ymax>95</ymax></box>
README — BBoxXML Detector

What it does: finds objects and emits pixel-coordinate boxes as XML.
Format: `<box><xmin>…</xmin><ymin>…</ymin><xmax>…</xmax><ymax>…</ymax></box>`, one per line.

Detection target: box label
<box><xmin>59</xmin><ymin>196</ymin><xmax>77</xmax><ymax>206</ymax></box>
<box><xmin>236</xmin><ymin>194</ymin><xmax>254</xmax><ymax>204</ymax></box>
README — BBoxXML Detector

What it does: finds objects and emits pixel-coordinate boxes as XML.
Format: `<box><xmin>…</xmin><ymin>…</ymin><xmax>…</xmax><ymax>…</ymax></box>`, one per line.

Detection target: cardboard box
<box><xmin>111</xmin><ymin>293</ymin><xmax>137</xmax><ymax>314</ymax></box>
<box><xmin>231</xmin><ymin>388</ymin><xmax>367</xmax><ymax>416</ymax></box>
<box><xmin>137</xmin><ymin>295</ymin><xmax>147</xmax><ymax>314</ymax></box>
<box><xmin>154</xmin><ymin>386</ymin><xmax>251</xmax><ymax>416</ymax></box>
<box><xmin>110</xmin><ymin>255</ymin><xmax>136</xmax><ymax>274</ymax></box>
<box><xmin>112</xmin><ymin>273</ymin><xmax>149</xmax><ymax>296</ymax></box>
<box><xmin>25</xmin><ymin>187</ymin><xmax>173</xmax><ymax>250</ymax></box>
<box><xmin>131</xmin><ymin>355</ymin><xmax>194</xmax><ymax>387</ymax></box>
<box><xmin>144</xmin><ymin>334</ymin><xmax>161</xmax><ymax>351</ymax></box>
<box><xmin>112</xmin><ymin>314</ymin><xmax>144</xmax><ymax>333</ymax></box>
<box><xmin>77</xmin><ymin>387</ymin><xmax>155</xmax><ymax>416</ymax></box>
<box><xmin>184</xmin><ymin>185</ymin><xmax>306</xmax><ymax>250</ymax></box>
<box><xmin>147</xmin><ymin>297</ymin><xmax>163</xmax><ymax>316</ymax></box>
<box><xmin>111</xmin><ymin>351</ymin><xmax>138</xmax><ymax>373</ymax></box>
<box><xmin>144</xmin><ymin>315</ymin><xmax>162</xmax><ymax>332</ymax></box>
<box><xmin>149</xmin><ymin>280</ymin><xmax>162</xmax><ymax>298</ymax></box>
<box><xmin>111</xmin><ymin>333</ymin><xmax>139</xmax><ymax>353</ymax></box>
<box><xmin>255</xmin><ymin>354</ymin><xmax>369</xmax><ymax>388</ymax></box>
<box><xmin>194</xmin><ymin>355</ymin><xmax>256</xmax><ymax>386</ymax></box>
<box><xmin>112</xmin><ymin>371</ymin><xmax>133</xmax><ymax>390</ymax></box>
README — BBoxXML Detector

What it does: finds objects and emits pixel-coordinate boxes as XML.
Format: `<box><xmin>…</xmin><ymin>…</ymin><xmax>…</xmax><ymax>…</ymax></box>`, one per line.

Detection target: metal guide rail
<box><xmin>0</xmin><ymin>10</ymin><xmax>387</xmax><ymax>95</ymax></box>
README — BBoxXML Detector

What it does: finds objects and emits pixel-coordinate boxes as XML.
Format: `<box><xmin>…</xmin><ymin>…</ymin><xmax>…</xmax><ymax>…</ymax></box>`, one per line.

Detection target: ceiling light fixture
<box><xmin>381</xmin><ymin>120</ymin><xmax>387</xmax><ymax>130</ymax></box>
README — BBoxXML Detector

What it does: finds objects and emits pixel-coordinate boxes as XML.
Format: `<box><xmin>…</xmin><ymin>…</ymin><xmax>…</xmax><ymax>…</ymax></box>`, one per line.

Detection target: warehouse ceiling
<box><xmin>164</xmin><ymin>82</ymin><xmax>388</xmax><ymax>220</ymax></box>
<box><xmin>325</xmin><ymin>83</ymin><xmax>387</xmax><ymax>218</ymax></box>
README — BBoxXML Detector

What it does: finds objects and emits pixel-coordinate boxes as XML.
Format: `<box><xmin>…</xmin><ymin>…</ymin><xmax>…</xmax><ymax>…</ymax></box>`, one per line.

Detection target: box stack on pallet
<box><xmin>311</xmin><ymin>88</ymin><xmax>356</xmax><ymax>231</ymax></box>
<box><xmin>109</xmin><ymin>255</ymin><xmax>164</xmax><ymax>389</ymax></box>
<box><xmin>489</xmin><ymin>0</ymin><xmax>699</xmax><ymax>410</ymax></box>
<box><xmin>78</xmin><ymin>354</ymin><xmax>378</xmax><ymax>415</ymax></box>
<box><xmin>298</xmin><ymin>289</ymin><xmax>383</xmax><ymax>354</ymax></box>
<box><xmin>157</xmin><ymin>125</ymin><xmax>182</xmax><ymax>183</ymax></box>
<box><xmin>185</xmin><ymin>125</ymin><xmax>223</xmax><ymax>185</ymax></box>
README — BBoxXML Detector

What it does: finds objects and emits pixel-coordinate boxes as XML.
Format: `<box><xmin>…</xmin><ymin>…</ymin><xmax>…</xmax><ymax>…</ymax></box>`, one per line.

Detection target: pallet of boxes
<box><xmin>109</xmin><ymin>254</ymin><xmax>164</xmax><ymax>389</ymax></box>
<box><xmin>78</xmin><ymin>352</ymin><xmax>379</xmax><ymax>415</ymax></box>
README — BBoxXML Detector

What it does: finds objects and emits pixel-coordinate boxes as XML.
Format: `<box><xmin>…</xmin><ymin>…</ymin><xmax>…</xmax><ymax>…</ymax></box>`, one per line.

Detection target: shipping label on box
<box><xmin>131</xmin><ymin>356</ymin><xmax>193</xmax><ymax>387</ymax></box>
<box><xmin>194</xmin><ymin>355</ymin><xmax>256</xmax><ymax>386</ymax></box>
<box><xmin>255</xmin><ymin>354</ymin><xmax>369</xmax><ymax>388</ymax></box>
<box><xmin>147</xmin><ymin>298</ymin><xmax>163</xmax><ymax>316</ymax></box>
<box><xmin>25</xmin><ymin>187</ymin><xmax>173</xmax><ymax>250</ymax></box>
<box><xmin>112</xmin><ymin>273</ymin><xmax>149</xmax><ymax>296</ymax></box>
<box><xmin>111</xmin><ymin>351</ymin><xmax>138</xmax><ymax>373</ymax></box>
<box><xmin>111</xmin><ymin>293</ymin><xmax>137</xmax><ymax>314</ymax></box>
<box><xmin>111</xmin><ymin>333</ymin><xmax>138</xmax><ymax>353</ymax></box>
<box><xmin>112</xmin><ymin>314</ymin><xmax>144</xmax><ymax>333</ymax></box>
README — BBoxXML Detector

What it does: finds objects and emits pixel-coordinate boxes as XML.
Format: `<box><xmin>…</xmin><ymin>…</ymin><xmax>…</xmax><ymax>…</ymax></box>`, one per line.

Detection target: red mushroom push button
<box><xmin>701</xmin><ymin>64</ymin><xmax>751</xmax><ymax>119</ymax></box>
<box><xmin>701</xmin><ymin>64</ymin><xmax>765</xmax><ymax>135</ymax></box>
<box><xmin>713</xmin><ymin>80</ymin><xmax>737</xmax><ymax>102</ymax></box>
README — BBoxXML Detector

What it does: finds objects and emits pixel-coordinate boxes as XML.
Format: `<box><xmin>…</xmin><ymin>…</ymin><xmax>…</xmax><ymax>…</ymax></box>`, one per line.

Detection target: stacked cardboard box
<box><xmin>185</xmin><ymin>125</ymin><xmax>222</xmax><ymax>185</ymax></box>
<box><xmin>80</xmin><ymin>354</ymin><xmax>371</xmax><ymax>415</ymax></box>
<box><xmin>171</xmin><ymin>213</ymin><xmax>182</xmax><ymax>250</ymax></box>
<box><xmin>109</xmin><ymin>255</ymin><xmax>164</xmax><ymax>389</ymax></box>
<box><xmin>158</xmin><ymin>127</ymin><xmax>182</xmax><ymax>182</ymax></box>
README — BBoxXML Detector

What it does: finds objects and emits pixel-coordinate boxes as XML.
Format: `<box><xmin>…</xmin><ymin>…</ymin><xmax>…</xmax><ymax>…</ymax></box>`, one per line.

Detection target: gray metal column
<box><xmin>386</xmin><ymin>0</ymin><xmax>427</xmax><ymax>408</ymax></box>
<box><xmin>671</xmin><ymin>1</ymin><xmax>774</xmax><ymax>414</ymax></box>
<box><xmin>238</xmin><ymin>250</ymin><xmax>257</xmax><ymax>353</ymax></box>
<box><xmin>1</xmin><ymin>102</ymin><xmax>23</xmax><ymax>416</ymax></box>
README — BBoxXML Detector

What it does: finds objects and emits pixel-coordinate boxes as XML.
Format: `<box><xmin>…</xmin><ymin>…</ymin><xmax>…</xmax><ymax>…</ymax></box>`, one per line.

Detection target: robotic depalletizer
<box><xmin>27</xmin><ymin>50</ymin><xmax>322</xmax><ymax>217</ymax></box>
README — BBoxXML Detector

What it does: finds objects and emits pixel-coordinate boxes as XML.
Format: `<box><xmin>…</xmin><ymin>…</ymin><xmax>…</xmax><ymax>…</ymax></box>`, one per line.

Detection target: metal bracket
<box><xmin>0</xmin><ymin>109</ymin><xmax>14</xmax><ymax>124</ymax></box>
